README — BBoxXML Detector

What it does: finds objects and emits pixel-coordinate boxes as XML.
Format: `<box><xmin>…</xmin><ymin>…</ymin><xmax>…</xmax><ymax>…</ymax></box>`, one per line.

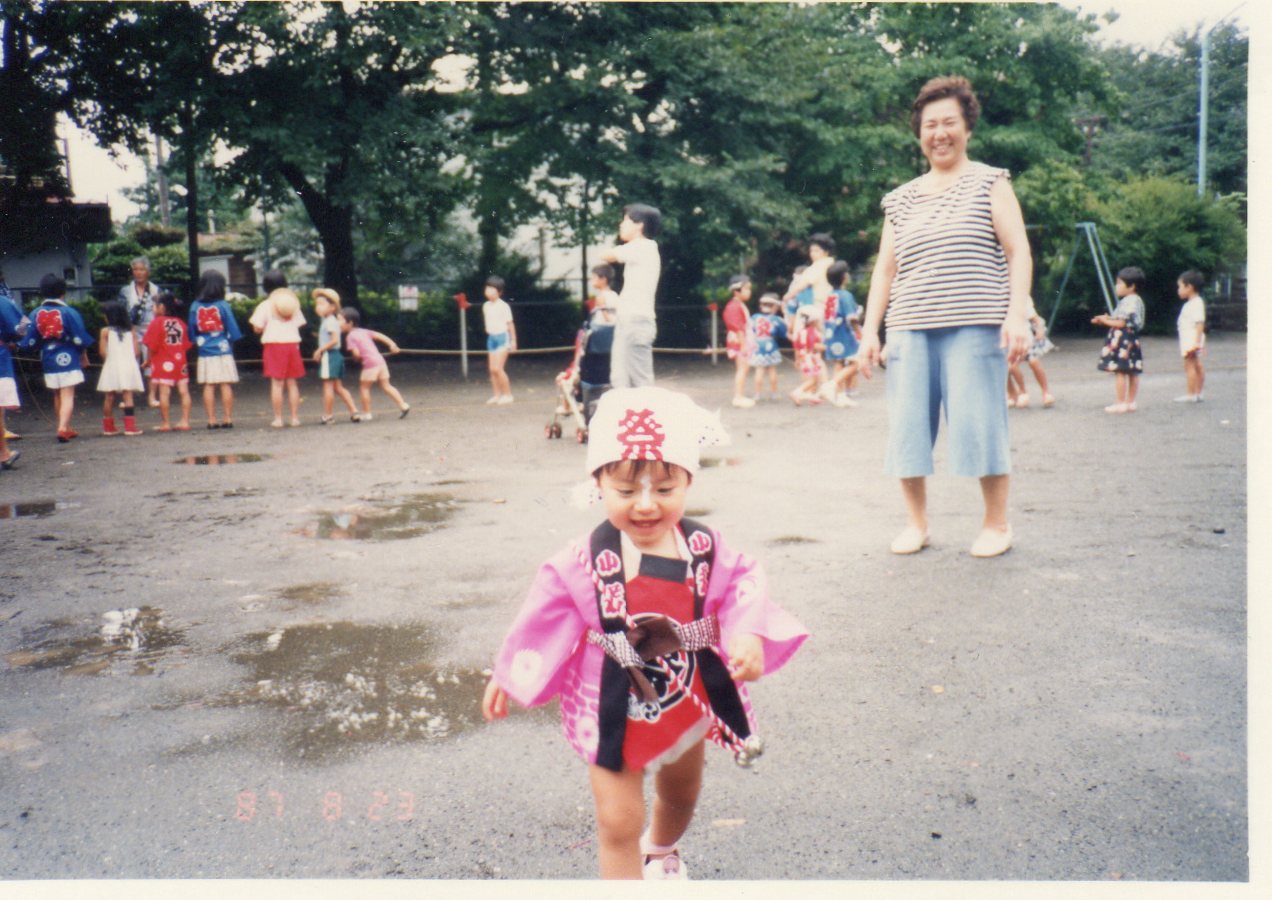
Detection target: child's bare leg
<box><xmin>377</xmin><ymin>372</ymin><xmax>407</xmax><ymax>409</ymax></box>
<box><xmin>202</xmin><ymin>383</ymin><xmax>216</xmax><ymax>424</ymax></box>
<box><xmin>733</xmin><ymin>355</ymin><xmax>748</xmax><ymax>398</ymax></box>
<box><xmin>1028</xmin><ymin>359</ymin><xmax>1051</xmax><ymax>396</ymax></box>
<box><xmin>59</xmin><ymin>386</ymin><xmax>75</xmax><ymax>431</ymax></box>
<box><xmin>0</xmin><ymin>411</ymin><xmax>8</xmax><ymax>461</ymax></box>
<box><xmin>158</xmin><ymin>384</ymin><xmax>172</xmax><ymax>427</ymax></box>
<box><xmin>1006</xmin><ymin>365</ymin><xmax>1024</xmax><ymax>402</ymax></box>
<box><xmin>269</xmin><ymin>379</ymin><xmax>284</xmax><ymax>423</ymax></box>
<box><xmin>767</xmin><ymin>368</ymin><xmax>778</xmax><ymax>395</ymax></box>
<box><xmin>322</xmin><ymin>381</ymin><xmax>335</xmax><ymax>417</ymax></box>
<box><xmin>647</xmin><ymin>740</ymin><xmax>705</xmax><ymax>850</ymax></box>
<box><xmin>335</xmin><ymin>381</ymin><xmax>358</xmax><ymax>414</ymax></box>
<box><xmin>286</xmin><ymin>378</ymin><xmax>300</xmax><ymax>420</ymax></box>
<box><xmin>1126</xmin><ymin>373</ymin><xmax>1139</xmax><ymax>407</ymax></box>
<box><xmin>490</xmin><ymin>352</ymin><xmax>511</xmax><ymax>396</ymax></box>
<box><xmin>103</xmin><ymin>391</ymin><xmax>116</xmax><ymax>420</ymax></box>
<box><xmin>1114</xmin><ymin>373</ymin><xmax>1128</xmax><ymax>404</ymax></box>
<box><xmin>176</xmin><ymin>383</ymin><xmax>191</xmax><ymax>427</ymax></box>
<box><xmin>589</xmin><ymin>764</ymin><xmax>646</xmax><ymax>879</ymax></box>
<box><xmin>359</xmin><ymin>381</ymin><xmax>373</xmax><ymax>414</ymax></box>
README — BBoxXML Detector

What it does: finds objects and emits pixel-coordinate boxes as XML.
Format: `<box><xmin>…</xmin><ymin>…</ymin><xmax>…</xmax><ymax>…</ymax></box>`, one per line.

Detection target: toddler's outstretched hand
<box><xmin>727</xmin><ymin>634</ymin><xmax>764</xmax><ymax>682</ymax></box>
<box><xmin>481</xmin><ymin>677</ymin><xmax>509</xmax><ymax>721</ymax></box>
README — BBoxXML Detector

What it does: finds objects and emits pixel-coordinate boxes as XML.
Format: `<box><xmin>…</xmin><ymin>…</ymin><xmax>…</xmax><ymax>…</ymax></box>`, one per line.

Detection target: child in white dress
<box><xmin>97</xmin><ymin>301</ymin><xmax>145</xmax><ymax>436</ymax></box>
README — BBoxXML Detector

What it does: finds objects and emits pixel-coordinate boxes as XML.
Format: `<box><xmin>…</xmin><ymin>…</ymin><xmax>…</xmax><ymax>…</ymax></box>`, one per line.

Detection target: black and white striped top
<box><xmin>881</xmin><ymin>161</ymin><xmax>1011</xmax><ymax>331</ymax></box>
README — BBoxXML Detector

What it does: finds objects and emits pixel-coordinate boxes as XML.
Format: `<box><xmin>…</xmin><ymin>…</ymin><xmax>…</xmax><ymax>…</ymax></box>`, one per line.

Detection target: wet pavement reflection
<box><xmin>298</xmin><ymin>493</ymin><xmax>461</xmax><ymax>541</ymax></box>
<box><xmin>4</xmin><ymin>607</ymin><xmax>188</xmax><ymax>676</ymax></box>
<box><xmin>176</xmin><ymin>454</ymin><xmax>270</xmax><ymax>465</ymax></box>
<box><xmin>214</xmin><ymin>622</ymin><xmax>488</xmax><ymax>760</ymax></box>
<box><xmin>0</xmin><ymin>500</ymin><xmax>82</xmax><ymax>520</ymax></box>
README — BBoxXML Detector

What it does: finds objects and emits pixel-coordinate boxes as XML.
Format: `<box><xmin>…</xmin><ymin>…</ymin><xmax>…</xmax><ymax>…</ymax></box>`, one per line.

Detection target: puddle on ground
<box><xmin>0</xmin><ymin>500</ymin><xmax>83</xmax><ymax>520</ymax></box>
<box><xmin>4</xmin><ymin>607</ymin><xmax>188</xmax><ymax>676</ymax></box>
<box><xmin>276</xmin><ymin>582</ymin><xmax>345</xmax><ymax>604</ymax></box>
<box><xmin>768</xmin><ymin>536</ymin><xmax>820</xmax><ymax>546</ymax></box>
<box><xmin>212</xmin><ymin>622</ymin><xmax>488</xmax><ymax>761</ymax></box>
<box><xmin>298</xmin><ymin>493</ymin><xmax>461</xmax><ymax>541</ymax></box>
<box><xmin>176</xmin><ymin>454</ymin><xmax>270</xmax><ymax>466</ymax></box>
<box><xmin>698</xmin><ymin>456</ymin><xmax>742</xmax><ymax>468</ymax></box>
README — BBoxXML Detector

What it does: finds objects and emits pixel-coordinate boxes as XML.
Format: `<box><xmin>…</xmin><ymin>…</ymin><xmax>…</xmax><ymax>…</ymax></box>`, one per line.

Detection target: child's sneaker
<box><xmin>321</xmin><ymin>415</ymin><xmax>334</xmax><ymax>425</ymax></box>
<box><xmin>833</xmin><ymin>394</ymin><xmax>859</xmax><ymax>408</ymax></box>
<box><xmin>350</xmin><ymin>413</ymin><xmax>362</xmax><ymax>423</ymax></box>
<box><xmin>731</xmin><ymin>396</ymin><xmax>755</xmax><ymax>408</ymax></box>
<box><xmin>398</xmin><ymin>405</ymin><xmax>410</xmax><ymax>419</ymax></box>
<box><xmin>497</xmin><ymin>395</ymin><xmax>514</xmax><ymax>405</ymax></box>
<box><xmin>643</xmin><ymin>850</ymin><xmax>688</xmax><ymax>881</ymax></box>
<box><xmin>486</xmin><ymin>396</ymin><xmax>500</xmax><ymax>405</ymax></box>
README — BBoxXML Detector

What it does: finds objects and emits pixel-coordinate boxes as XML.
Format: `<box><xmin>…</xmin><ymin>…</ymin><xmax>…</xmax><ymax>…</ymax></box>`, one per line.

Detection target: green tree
<box><xmin>1090</xmin><ymin>23</ymin><xmax>1247</xmax><ymax>201</ymax></box>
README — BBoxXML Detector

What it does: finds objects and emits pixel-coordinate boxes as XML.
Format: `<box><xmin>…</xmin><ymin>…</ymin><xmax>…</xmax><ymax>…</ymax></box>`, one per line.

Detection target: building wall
<box><xmin>0</xmin><ymin>246</ymin><xmax>94</xmax><ymax>305</ymax></box>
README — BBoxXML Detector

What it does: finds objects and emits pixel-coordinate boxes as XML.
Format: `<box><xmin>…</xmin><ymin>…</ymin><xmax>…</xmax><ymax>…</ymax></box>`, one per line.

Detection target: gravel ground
<box><xmin>0</xmin><ymin>332</ymin><xmax>1256</xmax><ymax>896</ymax></box>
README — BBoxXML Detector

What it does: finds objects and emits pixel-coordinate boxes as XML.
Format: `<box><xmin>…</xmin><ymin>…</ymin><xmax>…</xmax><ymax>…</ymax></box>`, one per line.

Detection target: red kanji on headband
<box><xmin>617</xmin><ymin>408</ymin><xmax>665</xmax><ymax>461</ymax></box>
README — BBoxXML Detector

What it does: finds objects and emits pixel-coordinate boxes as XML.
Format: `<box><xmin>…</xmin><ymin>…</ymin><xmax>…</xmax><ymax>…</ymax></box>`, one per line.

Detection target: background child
<box><xmin>482</xmin><ymin>275</ymin><xmax>517</xmax><ymax>404</ymax></box>
<box><xmin>96</xmin><ymin>300</ymin><xmax>146</xmax><ymax>436</ymax></box>
<box><xmin>311</xmin><ymin>288</ymin><xmax>360</xmax><ymax>424</ymax></box>
<box><xmin>142</xmin><ymin>291</ymin><xmax>193</xmax><ymax>431</ymax></box>
<box><xmin>1175</xmin><ymin>269</ymin><xmax>1207</xmax><ymax>403</ymax></box>
<box><xmin>820</xmin><ymin>260</ymin><xmax>860</xmax><ymax>407</ymax></box>
<box><xmin>591</xmin><ymin>263</ymin><xmax>619</xmax><ymax>311</ymax></box>
<box><xmin>723</xmin><ymin>275</ymin><xmax>753</xmax><ymax>407</ymax></box>
<box><xmin>790</xmin><ymin>306</ymin><xmax>826</xmax><ymax>406</ymax></box>
<box><xmin>481</xmin><ymin>386</ymin><xmax>807</xmax><ymax>880</ymax></box>
<box><xmin>600</xmin><ymin>204</ymin><xmax>661</xmax><ymax>389</ymax></box>
<box><xmin>340</xmin><ymin>307</ymin><xmax>409</xmax><ymax>420</ymax></box>
<box><xmin>748</xmin><ymin>294</ymin><xmax>787</xmax><ymax>402</ymax></box>
<box><xmin>18</xmin><ymin>274</ymin><xmax>94</xmax><ymax>442</ymax></box>
<box><xmin>1006</xmin><ymin>297</ymin><xmax>1055</xmax><ymax>409</ymax></box>
<box><xmin>189</xmin><ymin>270</ymin><xmax>241</xmax><ymax>429</ymax></box>
<box><xmin>250</xmin><ymin>269</ymin><xmax>307</xmax><ymax>428</ymax></box>
<box><xmin>1092</xmin><ymin>266</ymin><xmax>1147</xmax><ymax>414</ymax></box>
<box><xmin>0</xmin><ymin>287</ymin><xmax>27</xmax><ymax>467</ymax></box>
<box><xmin>783</xmin><ymin>234</ymin><xmax>835</xmax><ymax>321</ymax></box>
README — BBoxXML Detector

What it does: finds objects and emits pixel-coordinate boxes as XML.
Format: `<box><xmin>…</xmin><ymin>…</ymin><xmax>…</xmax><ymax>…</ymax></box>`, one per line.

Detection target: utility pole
<box><xmin>1197</xmin><ymin>32</ymin><xmax>1209</xmax><ymax>197</ymax></box>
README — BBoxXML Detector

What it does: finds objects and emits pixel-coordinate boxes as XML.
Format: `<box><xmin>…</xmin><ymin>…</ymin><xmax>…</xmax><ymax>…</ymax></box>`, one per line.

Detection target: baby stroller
<box><xmin>546</xmin><ymin>305</ymin><xmax>614</xmax><ymax>443</ymax></box>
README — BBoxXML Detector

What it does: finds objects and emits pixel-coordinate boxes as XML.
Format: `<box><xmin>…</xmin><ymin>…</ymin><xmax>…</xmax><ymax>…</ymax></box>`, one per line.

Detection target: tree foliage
<box><xmin>4</xmin><ymin>1</ymin><xmax>1249</xmax><ymax>332</ymax></box>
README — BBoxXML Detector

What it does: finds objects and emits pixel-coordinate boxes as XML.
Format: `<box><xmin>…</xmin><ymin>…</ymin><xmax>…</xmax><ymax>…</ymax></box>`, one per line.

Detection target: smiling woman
<box><xmin>857</xmin><ymin>75</ymin><xmax>1034</xmax><ymax>559</ymax></box>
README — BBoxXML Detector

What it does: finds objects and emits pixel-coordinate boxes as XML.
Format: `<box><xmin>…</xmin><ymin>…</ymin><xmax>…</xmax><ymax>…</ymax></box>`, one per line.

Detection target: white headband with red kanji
<box><xmin>585</xmin><ymin>387</ymin><xmax>728</xmax><ymax>476</ymax></box>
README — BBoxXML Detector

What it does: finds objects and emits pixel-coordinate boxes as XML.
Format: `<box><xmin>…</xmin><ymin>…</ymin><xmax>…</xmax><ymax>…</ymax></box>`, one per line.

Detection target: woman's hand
<box><xmin>727</xmin><ymin>634</ymin><xmax>764</xmax><ymax>682</ymax></box>
<box><xmin>481</xmin><ymin>678</ymin><xmax>509</xmax><ymax>721</ymax></box>
<box><xmin>1001</xmin><ymin>314</ymin><xmax>1032</xmax><ymax>365</ymax></box>
<box><xmin>856</xmin><ymin>331</ymin><xmax>882</xmax><ymax>380</ymax></box>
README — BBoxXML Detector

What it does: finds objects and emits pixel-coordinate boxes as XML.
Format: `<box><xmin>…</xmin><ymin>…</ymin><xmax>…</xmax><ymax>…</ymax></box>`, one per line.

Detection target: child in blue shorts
<box><xmin>483</xmin><ymin>275</ymin><xmax>517</xmax><ymax>405</ymax></box>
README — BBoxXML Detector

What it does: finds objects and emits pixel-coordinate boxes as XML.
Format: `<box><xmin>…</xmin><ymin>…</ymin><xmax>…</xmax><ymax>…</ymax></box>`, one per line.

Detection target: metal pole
<box><xmin>459</xmin><ymin>305</ymin><xmax>469</xmax><ymax>379</ymax></box>
<box><xmin>1197</xmin><ymin>30</ymin><xmax>1210</xmax><ymax>197</ymax></box>
<box><xmin>712</xmin><ymin>309</ymin><xmax>720</xmax><ymax>364</ymax></box>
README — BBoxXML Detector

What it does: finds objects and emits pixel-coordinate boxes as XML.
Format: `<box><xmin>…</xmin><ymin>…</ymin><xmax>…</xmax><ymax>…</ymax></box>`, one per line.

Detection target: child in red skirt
<box><xmin>249</xmin><ymin>269</ymin><xmax>307</xmax><ymax>428</ymax></box>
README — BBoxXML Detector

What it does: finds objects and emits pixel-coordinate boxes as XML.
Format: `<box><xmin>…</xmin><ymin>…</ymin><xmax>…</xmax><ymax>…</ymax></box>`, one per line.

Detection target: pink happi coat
<box><xmin>493</xmin><ymin>525</ymin><xmax>808</xmax><ymax>765</ymax></box>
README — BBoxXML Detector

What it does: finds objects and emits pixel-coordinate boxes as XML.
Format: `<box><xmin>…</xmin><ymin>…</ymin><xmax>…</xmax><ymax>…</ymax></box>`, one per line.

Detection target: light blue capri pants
<box><xmin>884</xmin><ymin>325</ymin><xmax>1011</xmax><ymax>478</ymax></box>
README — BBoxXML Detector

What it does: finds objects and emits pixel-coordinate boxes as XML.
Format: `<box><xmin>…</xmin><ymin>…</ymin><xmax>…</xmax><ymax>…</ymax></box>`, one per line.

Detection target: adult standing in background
<box><xmin>601</xmin><ymin>203</ymin><xmax>661</xmax><ymax>388</ymax></box>
<box><xmin>119</xmin><ymin>256</ymin><xmax>161</xmax><ymax>407</ymax></box>
<box><xmin>857</xmin><ymin>76</ymin><xmax>1032</xmax><ymax>558</ymax></box>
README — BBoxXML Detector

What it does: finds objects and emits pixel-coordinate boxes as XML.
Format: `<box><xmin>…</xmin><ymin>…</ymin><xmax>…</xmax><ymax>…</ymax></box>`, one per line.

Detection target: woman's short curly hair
<box><xmin>910</xmin><ymin>76</ymin><xmax>981</xmax><ymax>137</ymax></box>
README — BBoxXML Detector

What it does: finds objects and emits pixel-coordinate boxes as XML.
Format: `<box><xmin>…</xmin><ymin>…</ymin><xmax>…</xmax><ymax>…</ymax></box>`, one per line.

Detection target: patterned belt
<box><xmin>586</xmin><ymin>614</ymin><xmax>720</xmax><ymax>669</ymax></box>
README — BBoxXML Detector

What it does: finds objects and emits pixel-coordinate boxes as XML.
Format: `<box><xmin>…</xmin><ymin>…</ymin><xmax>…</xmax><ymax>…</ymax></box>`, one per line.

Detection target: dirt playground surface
<box><xmin>0</xmin><ymin>333</ymin><xmax>1254</xmax><ymax>888</ymax></box>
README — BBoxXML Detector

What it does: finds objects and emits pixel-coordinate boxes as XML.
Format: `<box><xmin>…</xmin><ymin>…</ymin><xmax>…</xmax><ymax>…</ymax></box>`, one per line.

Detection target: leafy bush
<box><xmin>1094</xmin><ymin>176</ymin><xmax>1246</xmax><ymax>334</ymax></box>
